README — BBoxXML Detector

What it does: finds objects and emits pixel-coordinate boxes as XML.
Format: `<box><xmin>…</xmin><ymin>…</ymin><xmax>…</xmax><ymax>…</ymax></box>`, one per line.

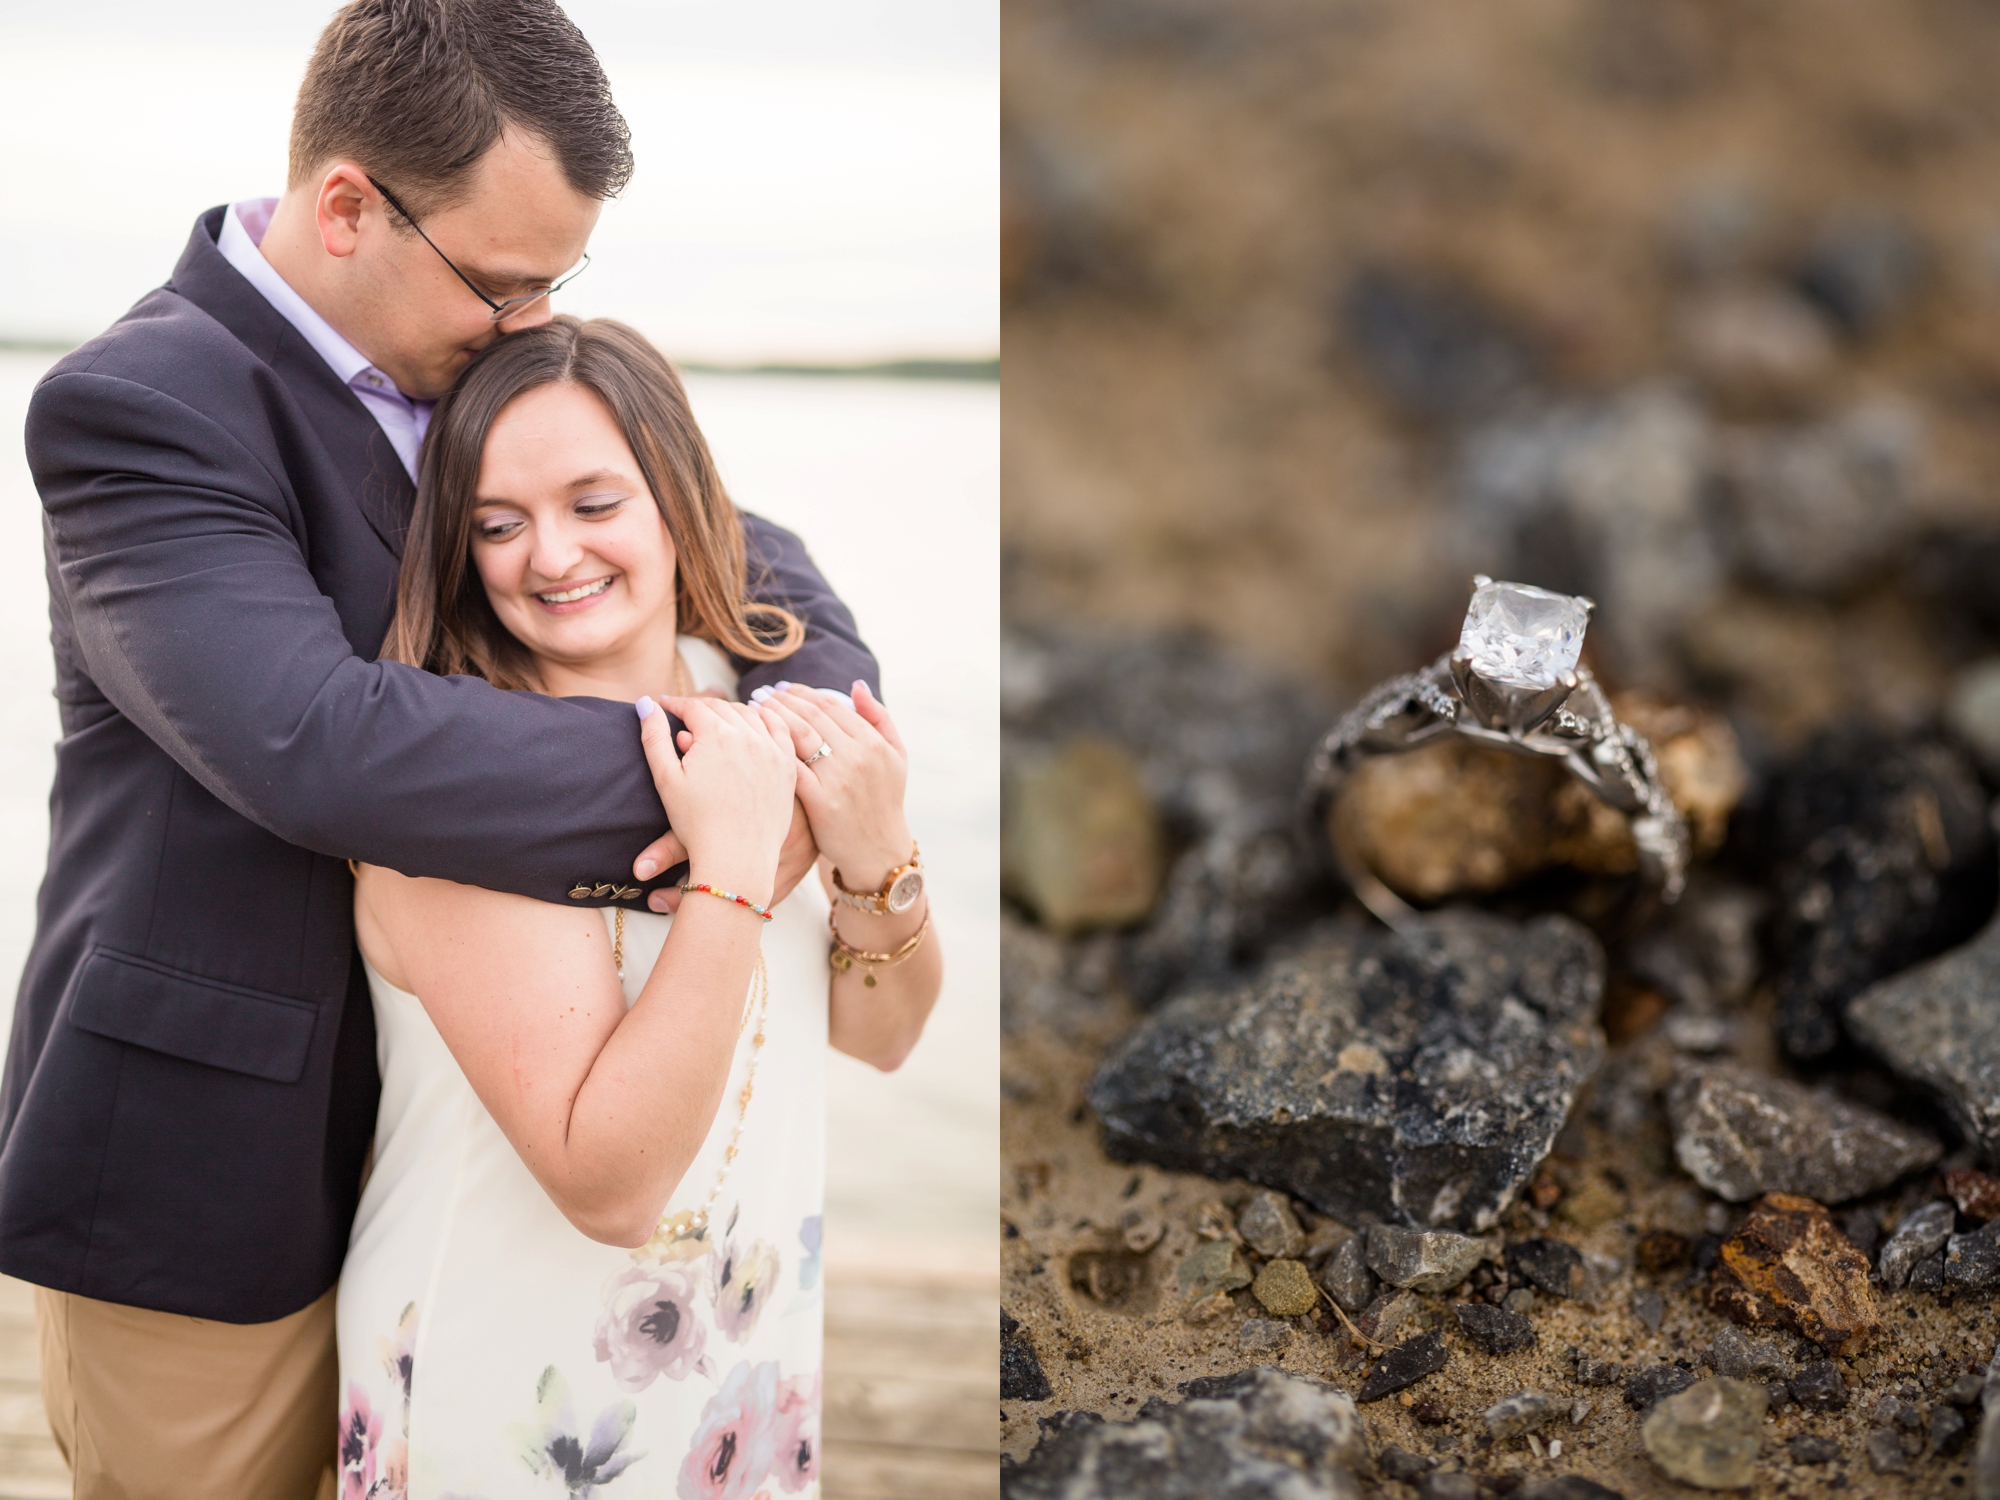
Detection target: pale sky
<box><xmin>1</xmin><ymin>0</ymin><xmax>997</xmax><ymax>362</ymax></box>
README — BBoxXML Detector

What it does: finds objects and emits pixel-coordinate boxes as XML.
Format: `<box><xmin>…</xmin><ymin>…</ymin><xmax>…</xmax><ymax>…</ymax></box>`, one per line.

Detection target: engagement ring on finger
<box><xmin>1303</xmin><ymin>576</ymin><xmax>1691</xmax><ymax>926</ymax></box>
<box><xmin>804</xmin><ymin>742</ymin><xmax>834</xmax><ymax>766</ymax></box>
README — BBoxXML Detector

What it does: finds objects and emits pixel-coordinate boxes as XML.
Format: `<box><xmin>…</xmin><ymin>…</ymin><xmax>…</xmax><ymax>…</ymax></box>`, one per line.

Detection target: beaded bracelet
<box><xmin>679</xmin><ymin>882</ymin><xmax>776</xmax><ymax>922</ymax></box>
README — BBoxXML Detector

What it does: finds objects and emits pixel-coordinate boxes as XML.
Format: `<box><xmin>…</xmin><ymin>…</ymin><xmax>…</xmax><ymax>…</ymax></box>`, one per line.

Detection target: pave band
<box><xmin>1303</xmin><ymin>581</ymin><xmax>1692</xmax><ymax>926</ymax></box>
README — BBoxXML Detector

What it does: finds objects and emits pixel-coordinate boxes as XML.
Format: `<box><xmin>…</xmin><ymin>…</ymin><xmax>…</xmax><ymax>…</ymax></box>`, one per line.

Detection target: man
<box><xmin>3</xmin><ymin>1</ymin><xmax>875</xmax><ymax>1493</ymax></box>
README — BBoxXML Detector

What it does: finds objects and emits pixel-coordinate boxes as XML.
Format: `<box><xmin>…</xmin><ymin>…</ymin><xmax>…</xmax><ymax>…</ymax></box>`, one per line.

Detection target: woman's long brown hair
<box><xmin>382</xmin><ymin>316</ymin><xmax>804</xmax><ymax>689</ymax></box>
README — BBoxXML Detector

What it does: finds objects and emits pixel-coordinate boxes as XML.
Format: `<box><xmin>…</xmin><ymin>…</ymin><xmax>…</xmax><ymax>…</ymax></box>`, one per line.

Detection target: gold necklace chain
<box><xmin>625</xmin><ymin>646</ymin><xmax>765</xmax><ymax>1262</ymax></box>
<box><xmin>630</xmin><ymin>946</ymin><xmax>770</xmax><ymax>1263</ymax></box>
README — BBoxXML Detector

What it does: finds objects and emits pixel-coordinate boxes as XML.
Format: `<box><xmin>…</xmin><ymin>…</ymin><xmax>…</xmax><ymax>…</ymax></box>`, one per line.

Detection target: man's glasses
<box><xmin>367</xmin><ymin>175</ymin><xmax>589</xmax><ymax>324</ymax></box>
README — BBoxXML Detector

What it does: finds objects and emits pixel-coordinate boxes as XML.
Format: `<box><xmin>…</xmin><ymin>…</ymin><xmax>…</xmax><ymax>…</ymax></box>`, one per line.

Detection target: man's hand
<box><xmin>639</xmin><ymin>799</ymin><xmax>818</xmax><ymax>914</ymax></box>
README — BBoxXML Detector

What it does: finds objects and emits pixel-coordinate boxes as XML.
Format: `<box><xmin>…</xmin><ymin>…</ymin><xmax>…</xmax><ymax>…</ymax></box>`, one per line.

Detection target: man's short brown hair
<box><xmin>289</xmin><ymin>0</ymin><xmax>633</xmax><ymax>217</ymax></box>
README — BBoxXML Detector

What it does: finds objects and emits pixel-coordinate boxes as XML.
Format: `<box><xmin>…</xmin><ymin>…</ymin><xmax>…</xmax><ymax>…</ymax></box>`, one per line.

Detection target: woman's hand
<box><xmin>638</xmin><ymin>695</ymin><xmax>796</xmax><ymax>907</ymax></box>
<box><xmin>762</xmin><ymin>681</ymin><xmax>913</xmax><ymax>890</ymax></box>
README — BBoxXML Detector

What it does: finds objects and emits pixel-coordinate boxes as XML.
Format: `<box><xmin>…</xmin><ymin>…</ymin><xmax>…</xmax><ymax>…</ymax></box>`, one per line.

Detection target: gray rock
<box><xmin>1507</xmin><ymin>1237</ymin><xmax>1588</xmax><ymax>1299</ymax></box>
<box><xmin>1913</xmin><ymin>1247</ymin><xmax>1949</xmax><ymax>1292</ymax></box>
<box><xmin>1704</xmin><ymin>1325</ymin><xmax>1793</xmax><ymax>1382</ymax></box>
<box><xmin>1948</xmin><ymin>1219</ymin><xmax>2000</xmax><ymax>1294</ymax></box>
<box><xmin>1865</xmin><ymin>1426</ymin><xmax>1910</xmax><ymax>1473</ymax></box>
<box><xmin>1874</xmin><ymin>1394</ymin><xmax>1919</xmax><ymax>1428</ymax></box>
<box><xmin>1366</xmin><ymin>1224</ymin><xmax>1495</xmax><ymax>1293</ymax></box>
<box><xmin>1666</xmin><ymin>1063</ymin><xmax>1941</xmax><ymax>1205</ymax></box>
<box><xmin>1626</xmin><ymin>1363</ymin><xmax>1697</xmax><ymax>1412</ymax></box>
<box><xmin>1933</xmin><ymin>1403</ymin><xmax>1972</xmax><ymax>1458</ymax></box>
<box><xmin>1238</xmin><ymin>1317</ymin><xmax>1293</xmax><ymax>1354</ymax></box>
<box><xmin>1502</xmin><ymin>1287</ymin><xmax>1536</xmax><ymax>1315</ymax></box>
<box><xmin>1358</xmin><ymin>1290</ymin><xmax>1419</xmax><ymax>1346</ymax></box>
<box><xmin>1789</xmin><ymin>1433</ymin><xmax>1839</xmax><ymax>1464</ymax></box>
<box><xmin>1794</xmin><ymin>212</ymin><xmax>1927</xmax><ymax>337</ymax></box>
<box><xmin>1002</xmin><ymin>1366</ymin><xmax>1370</xmax><ymax>1500</ymax></box>
<box><xmin>1575</xmin><ymin>1354</ymin><xmax>1623</xmax><ymax>1387</ymax></box>
<box><xmin>1840</xmin><ymin>1205</ymin><xmax>1882</xmax><ymax>1264</ymax></box>
<box><xmin>1485</xmin><ymin>1389</ymin><xmax>1559</xmax><ymax>1439</ymax></box>
<box><xmin>1319</xmin><ymin>1233</ymin><xmax>1376</xmax><ymax>1314</ymax></box>
<box><xmin>1768</xmin><ymin>731</ymin><xmax>1994</xmax><ymax>1061</ymax></box>
<box><xmin>1378</xmin><ymin>1446</ymin><xmax>1433</xmax><ymax>1482</ymax></box>
<box><xmin>1177</xmin><ymin>1240</ymin><xmax>1253</xmax><ymax>1301</ymax></box>
<box><xmin>1089</xmin><ymin>911</ymin><xmax>1606</xmax><ymax>1231</ymax></box>
<box><xmin>1633</xmin><ymin>1288</ymin><xmax>1665</xmax><ymax>1332</ymax></box>
<box><xmin>1002</xmin><ymin>1313</ymin><xmax>1053</xmax><ymax>1402</ymax></box>
<box><xmin>1948</xmin><ymin>1370</ymin><xmax>1987</xmax><ymax>1405</ymax></box>
<box><xmin>1358</xmin><ymin>1330</ymin><xmax>1449</xmax><ymax>1404</ymax></box>
<box><xmin>1238</xmin><ymin>1191</ymin><xmax>1307</xmax><ymax>1261</ymax></box>
<box><xmin>1418</xmin><ymin>1474</ymin><xmax>1480</xmax><ymax>1500</ymax></box>
<box><xmin>1788</xmin><ymin>1359</ymin><xmax>1849</xmax><ymax>1412</ymax></box>
<box><xmin>1641</xmin><ymin>1377</ymin><xmax>1768</xmax><ymax>1490</ymax></box>
<box><xmin>1455</xmin><ymin>1302</ymin><xmax>1537</xmax><ymax>1355</ymax></box>
<box><xmin>1342</xmin><ymin>266</ymin><xmax>1534</xmax><ymax>420</ymax></box>
<box><xmin>1878</xmin><ymin>1201</ymin><xmax>1956</xmax><ymax>1289</ymax></box>
<box><xmin>1849</xmin><ymin>906</ymin><xmax>2000</xmax><ymax>1167</ymax></box>
<box><xmin>1712</xmin><ymin>403</ymin><xmax>1919</xmax><ymax>596</ymax></box>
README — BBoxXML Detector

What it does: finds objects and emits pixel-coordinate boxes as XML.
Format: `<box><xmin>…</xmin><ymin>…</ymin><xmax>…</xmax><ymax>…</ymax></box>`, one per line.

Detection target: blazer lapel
<box><xmin>167</xmin><ymin>209</ymin><xmax>417</xmax><ymax>558</ymax></box>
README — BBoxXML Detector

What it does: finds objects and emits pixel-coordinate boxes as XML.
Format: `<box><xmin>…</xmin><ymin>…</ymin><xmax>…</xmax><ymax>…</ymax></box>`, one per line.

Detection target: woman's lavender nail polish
<box><xmin>635</xmin><ymin>696</ymin><xmax>656</xmax><ymax>720</ymax></box>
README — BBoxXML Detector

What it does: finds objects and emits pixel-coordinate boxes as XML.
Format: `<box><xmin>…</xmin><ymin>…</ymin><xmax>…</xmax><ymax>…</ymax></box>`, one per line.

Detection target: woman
<box><xmin>336</xmin><ymin>317</ymin><xmax>940</xmax><ymax>1499</ymax></box>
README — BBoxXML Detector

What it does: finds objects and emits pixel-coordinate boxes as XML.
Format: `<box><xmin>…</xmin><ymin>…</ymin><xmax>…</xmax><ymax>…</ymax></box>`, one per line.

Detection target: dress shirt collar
<box><xmin>216</xmin><ymin>199</ymin><xmax>382</xmax><ymax>393</ymax></box>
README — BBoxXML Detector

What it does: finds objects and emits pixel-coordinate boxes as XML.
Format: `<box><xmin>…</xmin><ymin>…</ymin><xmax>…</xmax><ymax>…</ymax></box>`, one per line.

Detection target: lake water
<box><xmin>0</xmin><ymin>352</ymin><xmax>996</xmax><ymax>1262</ymax></box>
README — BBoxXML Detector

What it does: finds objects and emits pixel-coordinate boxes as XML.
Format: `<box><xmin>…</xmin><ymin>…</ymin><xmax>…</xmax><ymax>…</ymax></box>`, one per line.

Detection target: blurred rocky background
<box><xmin>1002</xmin><ymin>2</ymin><xmax>2000</xmax><ymax>1495</ymax></box>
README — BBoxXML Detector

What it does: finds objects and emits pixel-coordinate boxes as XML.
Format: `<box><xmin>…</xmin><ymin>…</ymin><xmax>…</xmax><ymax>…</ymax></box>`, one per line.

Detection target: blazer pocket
<box><xmin>66</xmin><ymin>947</ymin><xmax>318</xmax><ymax>1084</ymax></box>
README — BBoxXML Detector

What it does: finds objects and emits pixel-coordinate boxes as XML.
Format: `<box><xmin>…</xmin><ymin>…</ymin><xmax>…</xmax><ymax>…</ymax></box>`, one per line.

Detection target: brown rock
<box><xmin>1707</xmin><ymin>1193</ymin><xmax>1878</xmax><ymax>1355</ymax></box>
<box><xmin>1636</xmin><ymin>1230</ymin><xmax>1693</xmax><ymax>1274</ymax></box>
<box><xmin>1948</xmin><ymin>1167</ymin><xmax>2000</xmax><ymax>1223</ymax></box>
<box><xmin>1001</xmin><ymin>738</ymin><xmax>1165</xmax><ymax>931</ymax></box>
<box><xmin>1330</xmin><ymin>694</ymin><xmax>1744</xmax><ymax>902</ymax></box>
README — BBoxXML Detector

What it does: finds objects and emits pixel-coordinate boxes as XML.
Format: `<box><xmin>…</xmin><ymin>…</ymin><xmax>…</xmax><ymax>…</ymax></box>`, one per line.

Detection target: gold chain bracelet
<box><xmin>827</xmin><ymin>904</ymin><xmax>931</xmax><ymax>988</ymax></box>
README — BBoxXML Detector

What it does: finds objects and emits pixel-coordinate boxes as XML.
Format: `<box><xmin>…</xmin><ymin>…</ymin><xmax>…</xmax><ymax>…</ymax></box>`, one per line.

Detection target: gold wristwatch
<box><xmin>832</xmin><ymin>842</ymin><xmax>923</xmax><ymax>915</ymax></box>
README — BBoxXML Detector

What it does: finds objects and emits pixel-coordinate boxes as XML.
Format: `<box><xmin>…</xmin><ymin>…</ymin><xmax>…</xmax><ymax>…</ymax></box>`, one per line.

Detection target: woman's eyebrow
<box><xmin>565</xmin><ymin>470</ymin><xmax>627</xmax><ymax>491</ymax></box>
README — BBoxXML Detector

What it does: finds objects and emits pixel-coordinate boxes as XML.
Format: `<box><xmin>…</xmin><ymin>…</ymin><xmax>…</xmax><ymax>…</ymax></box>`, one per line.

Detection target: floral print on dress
<box><xmin>340</xmin><ymin>1302</ymin><xmax>419</xmax><ymax>1500</ymax></box>
<box><xmin>679</xmin><ymin>1360</ymin><xmax>782</xmax><ymax>1500</ymax></box>
<box><xmin>712</xmin><ymin>1236</ymin><xmax>781</xmax><ymax>1344</ymax></box>
<box><xmin>339</xmin><ymin>1381</ymin><xmax>384</xmax><ymax>1500</ymax></box>
<box><xmin>770</xmin><ymin>1369</ymin><xmax>821</xmax><ymax>1493</ymax></box>
<box><xmin>512</xmin><ymin>1365</ymin><xmax>646</xmax><ymax>1494</ymax></box>
<box><xmin>595</xmin><ymin>1260</ymin><xmax>713</xmax><ymax>1391</ymax></box>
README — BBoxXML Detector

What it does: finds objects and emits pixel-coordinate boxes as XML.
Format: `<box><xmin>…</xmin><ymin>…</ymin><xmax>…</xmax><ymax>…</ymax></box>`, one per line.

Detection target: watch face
<box><xmin>887</xmin><ymin>868</ymin><xmax>924</xmax><ymax>913</ymax></box>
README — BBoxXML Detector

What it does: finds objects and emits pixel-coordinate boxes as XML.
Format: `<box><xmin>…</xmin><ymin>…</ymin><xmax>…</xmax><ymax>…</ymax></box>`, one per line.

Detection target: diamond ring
<box><xmin>1303</xmin><ymin>576</ymin><xmax>1691</xmax><ymax>926</ymax></box>
<box><xmin>804</xmin><ymin>742</ymin><xmax>834</xmax><ymax>767</ymax></box>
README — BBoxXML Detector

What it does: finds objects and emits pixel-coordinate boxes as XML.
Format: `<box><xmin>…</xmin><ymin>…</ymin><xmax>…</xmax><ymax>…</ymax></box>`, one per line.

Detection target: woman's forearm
<box><xmin>551</xmin><ymin>900</ymin><xmax>766</xmax><ymax>1245</ymax></box>
<box><xmin>827</xmin><ymin>899</ymin><xmax>943</xmax><ymax>1070</ymax></box>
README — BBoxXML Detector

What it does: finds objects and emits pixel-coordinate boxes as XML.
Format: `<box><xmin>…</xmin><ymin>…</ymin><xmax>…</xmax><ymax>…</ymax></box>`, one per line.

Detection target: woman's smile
<box><xmin>535</xmin><ymin>574</ymin><xmax>616</xmax><ymax>612</ymax></box>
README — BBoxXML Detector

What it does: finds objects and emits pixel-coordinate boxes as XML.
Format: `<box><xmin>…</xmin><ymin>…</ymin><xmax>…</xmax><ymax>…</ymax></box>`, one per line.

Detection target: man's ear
<box><xmin>314</xmin><ymin>163</ymin><xmax>374</xmax><ymax>260</ymax></box>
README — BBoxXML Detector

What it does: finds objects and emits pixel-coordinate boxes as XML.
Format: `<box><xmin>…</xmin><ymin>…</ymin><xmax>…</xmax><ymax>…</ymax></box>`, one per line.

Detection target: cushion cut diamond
<box><xmin>1459</xmin><ymin>580</ymin><xmax>1588</xmax><ymax>690</ymax></box>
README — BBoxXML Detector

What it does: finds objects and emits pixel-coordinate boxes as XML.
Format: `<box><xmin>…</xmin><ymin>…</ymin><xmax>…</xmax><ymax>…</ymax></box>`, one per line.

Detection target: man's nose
<box><xmin>497</xmin><ymin>297</ymin><xmax>556</xmax><ymax>335</ymax></box>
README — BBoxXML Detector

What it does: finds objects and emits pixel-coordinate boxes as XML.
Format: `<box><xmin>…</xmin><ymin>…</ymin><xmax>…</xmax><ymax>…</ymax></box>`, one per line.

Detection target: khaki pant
<box><xmin>35</xmin><ymin>1284</ymin><xmax>339</xmax><ymax>1500</ymax></box>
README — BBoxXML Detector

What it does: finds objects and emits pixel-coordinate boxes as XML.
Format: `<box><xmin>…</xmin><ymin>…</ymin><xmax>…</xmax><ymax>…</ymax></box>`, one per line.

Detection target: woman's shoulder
<box><xmin>353</xmin><ymin>864</ymin><xmax>604</xmax><ymax>995</ymax></box>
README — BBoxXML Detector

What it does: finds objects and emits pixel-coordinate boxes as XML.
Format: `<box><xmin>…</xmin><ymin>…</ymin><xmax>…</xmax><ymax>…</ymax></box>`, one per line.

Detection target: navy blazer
<box><xmin>0</xmin><ymin>208</ymin><xmax>877</xmax><ymax>1322</ymax></box>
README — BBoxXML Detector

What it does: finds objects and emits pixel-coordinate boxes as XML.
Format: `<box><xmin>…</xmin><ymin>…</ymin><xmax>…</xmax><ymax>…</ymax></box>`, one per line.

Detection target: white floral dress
<box><xmin>337</xmin><ymin>641</ymin><xmax>827</xmax><ymax>1500</ymax></box>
